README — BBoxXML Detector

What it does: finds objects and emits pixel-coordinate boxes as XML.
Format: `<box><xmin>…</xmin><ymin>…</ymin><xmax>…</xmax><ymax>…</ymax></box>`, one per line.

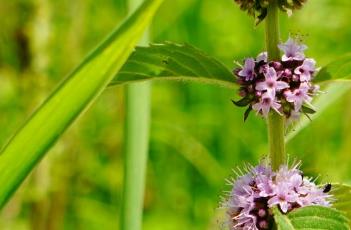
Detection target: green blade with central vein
<box><xmin>0</xmin><ymin>0</ymin><xmax>164</xmax><ymax>208</ymax></box>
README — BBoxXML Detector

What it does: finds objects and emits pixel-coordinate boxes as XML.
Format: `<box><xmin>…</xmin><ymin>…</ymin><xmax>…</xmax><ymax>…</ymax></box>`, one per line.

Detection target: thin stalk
<box><xmin>265</xmin><ymin>0</ymin><xmax>286</xmax><ymax>170</ymax></box>
<box><xmin>120</xmin><ymin>0</ymin><xmax>151</xmax><ymax>230</ymax></box>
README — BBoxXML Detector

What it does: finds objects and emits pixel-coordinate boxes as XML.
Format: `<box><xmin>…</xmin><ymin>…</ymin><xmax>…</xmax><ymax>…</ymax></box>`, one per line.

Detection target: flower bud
<box><xmin>233</xmin><ymin>0</ymin><xmax>308</xmax><ymax>23</ymax></box>
<box><xmin>279</xmin><ymin>0</ymin><xmax>308</xmax><ymax>11</ymax></box>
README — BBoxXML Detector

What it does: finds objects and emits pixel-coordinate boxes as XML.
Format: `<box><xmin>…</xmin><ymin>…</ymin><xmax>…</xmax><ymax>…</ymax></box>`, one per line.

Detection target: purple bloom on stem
<box><xmin>278</xmin><ymin>38</ymin><xmax>307</xmax><ymax>62</ymax></box>
<box><xmin>252</xmin><ymin>93</ymin><xmax>281</xmax><ymax>117</ymax></box>
<box><xmin>224</xmin><ymin>163</ymin><xmax>332</xmax><ymax>230</ymax></box>
<box><xmin>238</xmin><ymin>58</ymin><xmax>256</xmax><ymax>81</ymax></box>
<box><xmin>233</xmin><ymin>39</ymin><xmax>320</xmax><ymax>120</ymax></box>
<box><xmin>255</xmin><ymin>67</ymin><xmax>289</xmax><ymax>96</ymax></box>
<box><xmin>284</xmin><ymin>83</ymin><xmax>312</xmax><ymax>111</ymax></box>
<box><xmin>295</xmin><ymin>58</ymin><xmax>317</xmax><ymax>81</ymax></box>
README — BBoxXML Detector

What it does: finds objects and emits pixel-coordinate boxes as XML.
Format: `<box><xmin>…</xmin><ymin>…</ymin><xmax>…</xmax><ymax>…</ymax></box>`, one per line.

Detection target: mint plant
<box><xmin>0</xmin><ymin>0</ymin><xmax>350</xmax><ymax>229</ymax></box>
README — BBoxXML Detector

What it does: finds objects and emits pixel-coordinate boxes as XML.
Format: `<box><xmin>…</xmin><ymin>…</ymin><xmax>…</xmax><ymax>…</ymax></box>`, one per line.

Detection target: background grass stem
<box><xmin>120</xmin><ymin>0</ymin><xmax>151</xmax><ymax>229</ymax></box>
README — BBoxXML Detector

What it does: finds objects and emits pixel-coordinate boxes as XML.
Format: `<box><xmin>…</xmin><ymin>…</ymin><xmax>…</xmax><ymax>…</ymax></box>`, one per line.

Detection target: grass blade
<box><xmin>0</xmin><ymin>0</ymin><xmax>164</xmax><ymax>208</ymax></box>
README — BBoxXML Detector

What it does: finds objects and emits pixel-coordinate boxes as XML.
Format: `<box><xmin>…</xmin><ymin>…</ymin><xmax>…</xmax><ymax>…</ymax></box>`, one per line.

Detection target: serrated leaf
<box><xmin>0</xmin><ymin>0</ymin><xmax>163</xmax><ymax>208</ymax></box>
<box><xmin>314</xmin><ymin>54</ymin><xmax>351</xmax><ymax>83</ymax></box>
<box><xmin>273</xmin><ymin>206</ymin><xmax>350</xmax><ymax>230</ymax></box>
<box><xmin>331</xmin><ymin>184</ymin><xmax>351</xmax><ymax>223</ymax></box>
<box><xmin>109</xmin><ymin>42</ymin><xmax>236</xmax><ymax>88</ymax></box>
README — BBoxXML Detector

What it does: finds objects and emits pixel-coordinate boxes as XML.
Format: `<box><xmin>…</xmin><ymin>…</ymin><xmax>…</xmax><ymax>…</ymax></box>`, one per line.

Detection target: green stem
<box><xmin>120</xmin><ymin>1</ymin><xmax>151</xmax><ymax>230</ymax></box>
<box><xmin>267</xmin><ymin>112</ymin><xmax>286</xmax><ymax>170</ymax></box>
<box><xmin>121</xmin><ymin>82</ymin><xmax>150</xmax><ymax>230</ymax></box>
<box><xmin>265</xmin><ymin>0</ymin><xmax>286</xmax><ymax>170</ymax></box>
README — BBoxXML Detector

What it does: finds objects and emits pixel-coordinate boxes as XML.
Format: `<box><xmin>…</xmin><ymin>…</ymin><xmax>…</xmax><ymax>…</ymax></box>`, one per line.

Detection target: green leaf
<box><xmin>273</xmin><ymin>206</ymin><xmax>350</xmax><ymax>230</ymax></box>
<box><xmin>315</xmin><ymin>54</ymin><xmax>351</xmax><ymax>83</ymax></box>
<box><xmin>0</xmin><ymin>0</ymin><xmax>163</xmax><ymax>208</ymax></box>
<box><xmin>331</xmin><ymin>184</ymin><xmax>351</xmax><ymax>222</ymax></box>
<box><xmin>108</xmin><ymin>42</ymin><xmax>236</xmax><ymax>88</ymax></box>
<box><xmin>273</xmin><ymin>207</ymin><xmax>295</xmax><ymax>230</ymax></box>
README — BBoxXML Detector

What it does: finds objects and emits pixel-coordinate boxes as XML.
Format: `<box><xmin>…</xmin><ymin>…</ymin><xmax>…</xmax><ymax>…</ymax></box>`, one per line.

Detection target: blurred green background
<box><xmin>0</xmin><ymin>0</ymin><xmax>351</xmax><ymax>229</ymax></box>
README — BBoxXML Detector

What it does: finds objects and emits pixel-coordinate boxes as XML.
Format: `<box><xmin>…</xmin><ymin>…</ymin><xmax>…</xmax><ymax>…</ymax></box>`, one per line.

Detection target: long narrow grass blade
<box><xmin>0</xmin><ymin>0</ymin><xmax>164</xmax><ymax>208</ymax></box>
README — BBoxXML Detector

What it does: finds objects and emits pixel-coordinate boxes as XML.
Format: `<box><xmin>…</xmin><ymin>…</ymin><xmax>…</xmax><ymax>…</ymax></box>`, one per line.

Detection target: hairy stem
<box><xmin>265</xmin><ymin>0</ymin><xmax>286</xmax><ymax>170</ymax></box>
<box><xmin>120</xmin><ymin>1</ymin><xmax>151</xmax><ymax>230</ymax></box>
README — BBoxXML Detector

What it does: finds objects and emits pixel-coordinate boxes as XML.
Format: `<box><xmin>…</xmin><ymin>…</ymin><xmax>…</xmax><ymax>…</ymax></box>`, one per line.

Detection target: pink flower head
<box><xmin>233</xmin><ymin>41</ymin><xmax>319</xmax><ymax>121</ymax></box>
<box><xmin>255</xmin><ymin>67</ymin><xmax>289</xmax><ymax>97</ymax></box>
<box><xmin>284</xmin><ymin>82</ymin><xmax>312</xmax><ymax>111</ymax></box>
<box><xmin>252</xmin><ymin>93</ymin><xmax>281</xmax><ymax>117</ymax></box>
<box><xmin>294</xmin><ymin>58</ymin><xmax>317</xmax><ymax>81</ymax></box>
<box><xmin>238</xmin><ymin>58</ymin><xmax>256</xmax><ymax>81</ymax></box>
<box><xmin>224</xmin><ymin>163</ymin><xmax>332</xmax><ymax>230</ymax></box>
<box><xmin>278</xmin><ymin>38</ymin><xmax>307</xmax><ymax>62</ymax></box>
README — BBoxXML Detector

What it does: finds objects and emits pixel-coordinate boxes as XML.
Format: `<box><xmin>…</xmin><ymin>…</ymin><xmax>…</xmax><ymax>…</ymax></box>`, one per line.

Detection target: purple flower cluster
<box><xmin>223</xmin><ymin>163</ymin><xmax>332</xmax><ymax>230</ymax></box>
<box><xmin>233</xmin><ymin>38</ymin><xmax>320</xmax><ymax>121</ymax></box>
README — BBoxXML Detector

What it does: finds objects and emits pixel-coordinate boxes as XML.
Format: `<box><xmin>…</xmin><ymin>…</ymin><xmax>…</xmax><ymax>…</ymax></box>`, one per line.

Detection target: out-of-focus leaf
<box><xmin>331</xmin><ymin>184</ymin><xmax>351</xmax><ymax>223</ymax></box>
<box><xmin>152</xmin><ymin>122</ymin><xmax>226</xmax><ymax>187</ymax></box>
<box><xmin>109</xmin><ymin>42</ymin><xmax>236</xmax><ymax>88</ymax></box>
<box><xmin>273</xmin><ymin>206</ymin><xmax>350</xmax><ymax>230</ymax></box>
<box><xmin>287</xmin><ymin>54</ymin><xmax>351</xmax><ymax>141</ymax></box>
<box><xmin>286</xmin><ymin>82</ymin><xmax>351</xmax><ymax>142</ymax></box>
<box><xmin>315</xmin><ymin>54</ymin><xmax>351</xmax><ymax>83</ymax></box>
<box><xmin>0</xmin><ymin>0</ymin><xmax>163</xmax><ymax>208</ymax></box>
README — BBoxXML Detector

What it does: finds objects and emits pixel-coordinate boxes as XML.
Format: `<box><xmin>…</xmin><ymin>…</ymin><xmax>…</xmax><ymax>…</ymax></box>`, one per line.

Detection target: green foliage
<box><xmin>273</xmin><ymin>206</ymin><xmax>350</xmax><ymax>230</ymax></box>
<box><xmin>110</xmin><ymin>42</ymin><xmax>236</xmax><ymax>88</ymax></box>
<box><xmin>332</xmin><ymin>184</ymin><xmax>351</xmax><ymax>223</ymax></box>
<box><xmin>286</xmin><ymin>82</ymin><xmax>351</xmax><ymax>142</ymax></box>
<box><xmin>0</xmin><ymin>0</ymin><xmax>163</xmax><ymax>208</ymax></box>
<box><xmin>315</xmin><ymin>54</ymin><xmax>351</xmax><ymax>83</ymax></box>
<box><xmin>286</xmin><ymin>52</ymin><xmax>351</xmax><ymax>141</ymax></box>
<box><xmin>287</xmin><ymin>53</ymin><xmax>351</xmax><ymax>142</ymax></box>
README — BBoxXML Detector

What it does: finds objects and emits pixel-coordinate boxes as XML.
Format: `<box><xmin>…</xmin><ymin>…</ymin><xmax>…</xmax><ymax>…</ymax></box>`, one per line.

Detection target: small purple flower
<box><xmin>284</xmin><ymin>83</ymin><xmax>312</xmax><ymax>111</ymax></box>
<box><xmin>238</xmin><ymin>58</ymin><xmax>256</xmax><ymax>81</ymax></box>
<box><xmin>252</xmin><ymin>93</ymin><xmax>281</xmax><ymax>117</ymax></box>
<box><xmin>257</xmin><ymin>175</ymin><xmax>275</xmax><ymax>197</ymax></box>
<box><xmin>233</xmin><ymin>213</ymin><xmax>258</xmax><ymax>230</ymax></box>
<box><xmin>268</xmin><ymin>185</ymin><xmax>299</xmax><ymax>213</ymax></box>
<box><xmin>256</xmin><ymin>52</ymin><xmax>268</xmax><ymax>63</ymax></box>
<box><xmin>256</xmin><ymin>67</ymin><xmax>289</xmax><ymax>96</ymax></box>
<box><xmin>278</xmin><ymin>38</ymin><xmax>307</xmax><ymax>62</ymax></box>
<box><xmin>294</xmin><ymin>58</ymin><xmax>317</xmax><ymax>81</ymax></box>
